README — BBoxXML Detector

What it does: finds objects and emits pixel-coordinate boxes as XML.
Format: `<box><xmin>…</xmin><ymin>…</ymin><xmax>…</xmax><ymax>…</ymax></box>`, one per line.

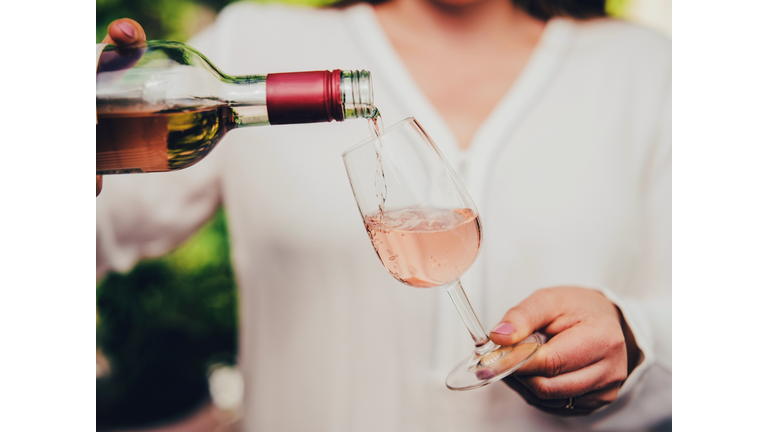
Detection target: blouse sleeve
<box><xmin>568</xmin><ymin>77</ymin><xmax>672</xmax><ymax>431</ymax></box>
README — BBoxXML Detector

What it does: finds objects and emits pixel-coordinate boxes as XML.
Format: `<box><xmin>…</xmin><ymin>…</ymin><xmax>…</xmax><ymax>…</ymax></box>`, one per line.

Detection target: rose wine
<box><xmin>364</xmin><ymin>207</ymin><xmax>482</xmax><ymax>288</ymax></box>
<box><xmin>97</xmin><ymin>102</ymin><xmax>234</xmax><ymax>173</ymax></box>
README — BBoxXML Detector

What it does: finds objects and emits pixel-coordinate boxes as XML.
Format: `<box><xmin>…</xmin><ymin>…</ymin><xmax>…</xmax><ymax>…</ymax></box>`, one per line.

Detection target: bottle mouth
<box><xmin>341</xmin><ymin>70</ymin><xmax>375</xmax><ymax>119</ymax></box>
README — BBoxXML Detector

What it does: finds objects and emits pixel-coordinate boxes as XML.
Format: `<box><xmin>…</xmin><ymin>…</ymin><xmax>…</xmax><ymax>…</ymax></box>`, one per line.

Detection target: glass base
<box><xmin>445</xmin><ymin>333</ymin><xmax>545</xmax><ymax>391</ymax></box>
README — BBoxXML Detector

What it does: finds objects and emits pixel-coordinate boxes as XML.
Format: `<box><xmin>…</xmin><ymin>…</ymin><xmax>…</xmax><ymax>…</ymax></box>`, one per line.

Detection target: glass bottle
<box><xmin>96</xmin><ymin>41</ymin><xmax>375</xmax><ymax>174</ymax></box>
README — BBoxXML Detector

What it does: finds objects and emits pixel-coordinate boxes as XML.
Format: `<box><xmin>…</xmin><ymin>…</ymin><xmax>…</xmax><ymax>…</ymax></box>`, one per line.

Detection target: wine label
<box><xmin>96</xmin><ymin>43</ymin><xmax>108</xmax><ymax>124</ymax></box>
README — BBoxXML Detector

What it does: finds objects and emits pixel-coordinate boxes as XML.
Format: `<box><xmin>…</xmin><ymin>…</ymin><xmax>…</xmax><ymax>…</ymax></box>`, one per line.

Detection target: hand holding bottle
<box><xmin>102</xmin><ymin>18</ymin><xmax>146</xmax><ymax>47</ymax></box>
<box><xmin>96</xmin><ymin>23</ymin><xmax>373</xmax><ymax>187</ymax></box>
<box><xmin>97</xmin><ymin>18</ymin><xmax>146</xmax><ymax>196</ymax></box>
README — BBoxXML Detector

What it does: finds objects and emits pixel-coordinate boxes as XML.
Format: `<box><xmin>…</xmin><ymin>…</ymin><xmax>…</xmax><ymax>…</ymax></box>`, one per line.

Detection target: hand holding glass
<box><xmin>342</xmin><ymin>117</ymin><xmax>543</xmax><ymax>390</ymax></box>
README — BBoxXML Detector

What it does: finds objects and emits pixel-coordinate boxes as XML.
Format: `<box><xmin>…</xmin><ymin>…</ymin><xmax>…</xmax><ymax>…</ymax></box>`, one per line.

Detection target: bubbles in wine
<box><xmin>364</xmin><ymin>207</ymin><xmax>482</xmax><ymax>288</ymax></box>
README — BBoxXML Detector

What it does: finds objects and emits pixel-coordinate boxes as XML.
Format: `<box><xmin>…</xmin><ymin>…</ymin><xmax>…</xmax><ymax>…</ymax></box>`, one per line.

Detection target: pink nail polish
<box><xmin>476</xmin><ymin>368</ymin><xmax>496</xmax><ymax>380</ymax></box>
<box><xmin>117</xmin><ymin>22</ymin><xmax>136</xmax><ymax>39</ymax></box>
<box><xmin>491</xmin><ymin>322</ymin><xmax>514</xmax><ymax>335</ymax></box>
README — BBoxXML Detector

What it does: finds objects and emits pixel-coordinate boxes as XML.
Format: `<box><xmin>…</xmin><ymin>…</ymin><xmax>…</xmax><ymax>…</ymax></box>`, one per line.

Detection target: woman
<box><xmin>98</xmin><ymin>0</ymin><xmax>670</xmax><ymax>430</ymax></box>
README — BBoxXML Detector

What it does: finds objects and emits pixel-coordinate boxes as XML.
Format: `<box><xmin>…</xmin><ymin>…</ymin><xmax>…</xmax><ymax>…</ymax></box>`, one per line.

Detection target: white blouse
<box><xmin>97</xmin><ymin>3</ymin><xmax>671</xmax><ymax>431</ymax></box>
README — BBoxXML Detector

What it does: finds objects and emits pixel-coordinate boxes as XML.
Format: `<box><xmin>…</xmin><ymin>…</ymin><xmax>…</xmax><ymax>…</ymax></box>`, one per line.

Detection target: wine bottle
<box><xmin>96</xmin><ymin>41</ymin><xmax>375</xmax><ymax>174</ymax></box>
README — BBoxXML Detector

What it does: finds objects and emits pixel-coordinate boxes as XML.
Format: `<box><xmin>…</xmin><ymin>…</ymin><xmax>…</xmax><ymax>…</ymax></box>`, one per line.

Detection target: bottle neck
<box><xmin>222</xmin><ymin>70</ymin><xmax>375</xmax><ymax>128</ymax></box>
<box><xmin>340</xmin><ymin>70</ymin><xmax>375</xmax><ymax>120</ymax></box>
<box><xmin>218</xmin><ymin>75</ymin><xmax>268</xmax><ymax>128</ymax></box>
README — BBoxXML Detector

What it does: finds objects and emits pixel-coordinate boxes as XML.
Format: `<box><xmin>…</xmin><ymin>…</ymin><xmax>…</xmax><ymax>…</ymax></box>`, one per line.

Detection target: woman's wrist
<box><xmin>616</xmin><ymin>306</ymin><xmax>641</xmax><ymax>382</ymax></box>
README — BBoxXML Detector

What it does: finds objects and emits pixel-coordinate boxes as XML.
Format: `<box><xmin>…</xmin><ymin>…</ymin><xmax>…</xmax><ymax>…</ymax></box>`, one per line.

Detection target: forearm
<box><xmin>97</xmin><ymin>159</ymin><xmax>222</xmax><ymax>278</ymax></box>
<box><xmin>567</xmin><ymin>288</ymin><xmax>671</xmax><ymax>431</ymax></box>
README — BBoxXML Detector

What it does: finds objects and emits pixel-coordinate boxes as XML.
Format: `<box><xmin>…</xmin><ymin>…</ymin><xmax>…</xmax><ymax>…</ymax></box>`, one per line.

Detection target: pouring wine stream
<box><xmin>368</xmin><ymin>108</ymin><xmax>387</xmax><ymax>216</ymax></box>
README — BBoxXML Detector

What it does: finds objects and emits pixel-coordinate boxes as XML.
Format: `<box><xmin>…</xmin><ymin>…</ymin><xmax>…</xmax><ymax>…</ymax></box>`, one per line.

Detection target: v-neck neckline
<box><xmin>344</xmin><ymin>5</ymin><xmax>578</xmax><ymax>325</ymax></box>
<box><xmin>344</xmin><ymin>5</ymin><xmax>577</xmax><ymax>190</ymax></box>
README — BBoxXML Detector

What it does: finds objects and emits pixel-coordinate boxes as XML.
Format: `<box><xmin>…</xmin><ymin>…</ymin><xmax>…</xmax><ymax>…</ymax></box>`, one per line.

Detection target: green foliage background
<box><xmin>96</xmin><ymin>0</ymin><xmax>632</xmax><ymax>429</ymax></box>
<box><xmin>96</xmin><ymin>209</ymin><xmax>238</xmax><ymax>429</ymax></box>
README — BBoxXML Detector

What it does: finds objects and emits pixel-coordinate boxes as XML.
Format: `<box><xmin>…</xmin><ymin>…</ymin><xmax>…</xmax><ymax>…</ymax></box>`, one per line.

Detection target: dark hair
<box><xmin>330</xmin><ymin>0</ymin><xmax>606</xmax><ymax>20</ymax></box>
<box><xmin>511</xmin><ymin>0</ymin><xmax>606</xmax><ymax>20</ymax></box>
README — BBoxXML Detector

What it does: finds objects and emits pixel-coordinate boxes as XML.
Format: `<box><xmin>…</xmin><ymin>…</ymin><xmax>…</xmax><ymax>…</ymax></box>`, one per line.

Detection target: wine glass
<box><xmin>342</xmin><ymin>117</ymin><xmax>544</xmax><ymax>391</ymax></box>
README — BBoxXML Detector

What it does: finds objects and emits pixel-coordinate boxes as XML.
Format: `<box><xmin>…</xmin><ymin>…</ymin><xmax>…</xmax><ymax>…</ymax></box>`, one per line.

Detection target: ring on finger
<box><xmin>564</xmin><ymin>397</ymin><xmax>574</xmax><ymax>410</ymax></box>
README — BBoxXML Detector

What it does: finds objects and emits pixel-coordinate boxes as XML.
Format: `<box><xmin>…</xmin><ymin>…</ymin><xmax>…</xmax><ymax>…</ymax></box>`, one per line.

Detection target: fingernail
<box><xmin>491</xmin><ymin>322</ymin><xmax>515</xmax><ymax>335</ymax></box>
<box><xmin>117</xmin><ymin>22</ymin><xmax>136</xmax><ymax>39</ymax></box>
<box><xmin>476</xmin><ymin>368</ymin><xmax>496</xmax><ymax>380</ymax></box>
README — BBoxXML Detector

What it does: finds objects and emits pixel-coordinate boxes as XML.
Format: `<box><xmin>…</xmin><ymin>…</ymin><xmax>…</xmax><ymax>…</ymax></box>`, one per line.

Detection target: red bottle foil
<box><xmin>266</xmin><ymin>70</ymin><xmax>344</xmax><ymax>125</ymax></box>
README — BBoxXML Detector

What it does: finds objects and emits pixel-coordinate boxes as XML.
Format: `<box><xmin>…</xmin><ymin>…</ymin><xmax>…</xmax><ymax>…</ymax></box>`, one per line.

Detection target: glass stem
<box><xmin>444</xmin><ymin>280</ymin><xmax>497</xmax><ymax>355</ymax></box>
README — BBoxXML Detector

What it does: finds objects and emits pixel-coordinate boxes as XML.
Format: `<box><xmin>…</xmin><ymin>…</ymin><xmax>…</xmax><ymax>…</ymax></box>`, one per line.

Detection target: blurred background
<box><xmin>95</xmin><ymin>1</ymin><xmax>671</xmax><ymax>431</ymax></box>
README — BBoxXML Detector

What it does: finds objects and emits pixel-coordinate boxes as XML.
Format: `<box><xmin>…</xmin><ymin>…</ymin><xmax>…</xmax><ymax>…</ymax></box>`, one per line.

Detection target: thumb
<box><xmin>102</xmin><ymin>19</ymin><xmax>146</xmax><ymax>47</ymax></box>
<box><xmin>489</xmin><ymin>288</ymin><xmax>561</xmax><ymax>346</ymax></box>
